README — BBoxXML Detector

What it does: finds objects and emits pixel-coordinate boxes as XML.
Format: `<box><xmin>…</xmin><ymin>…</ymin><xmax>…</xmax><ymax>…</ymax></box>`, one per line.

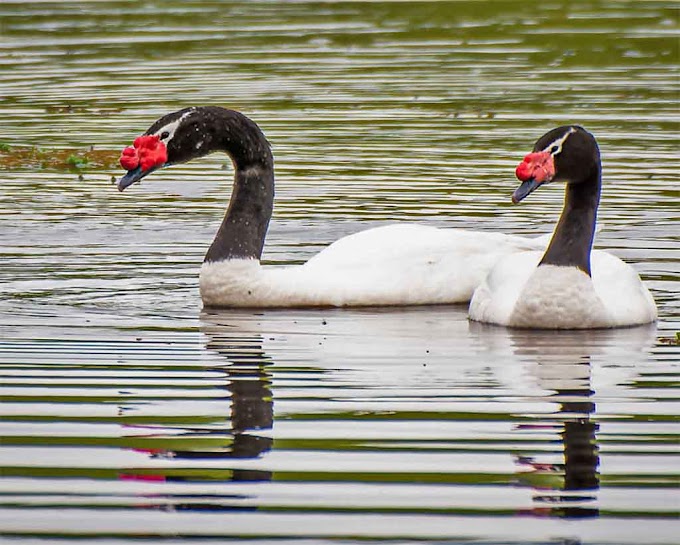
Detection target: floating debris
<box><xmin>0</xmin><ymin>144</ymin><xmax>119</xmax><ymax>171</ymax></box>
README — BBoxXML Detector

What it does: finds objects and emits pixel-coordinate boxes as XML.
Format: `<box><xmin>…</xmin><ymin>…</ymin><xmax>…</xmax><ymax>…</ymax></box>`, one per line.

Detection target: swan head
<box><xmin>117</xmin><ymin>107</ymin><xmax>206</xmax><ymax>191</ymax></box>
<box><xmin>117</xmin><ymin>106</ymin><xmax>272</xmax><ymax>191</ymax></box>
<box><xmin>513</xmin><ymin>125</ymin><xmax>600</xmax><ymax>203</ymax></box>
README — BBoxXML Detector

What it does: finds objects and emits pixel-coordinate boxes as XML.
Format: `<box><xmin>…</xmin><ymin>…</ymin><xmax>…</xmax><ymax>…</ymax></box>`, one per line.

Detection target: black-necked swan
<box><xmin>117</xmin><ymin>106</ymin><xmax>549</xmax><ymax>308</ymax></box>
<box><xmin>469</xmin><ymin>125</ymin><xmax>657</xmax><ymax>328</ymax></box>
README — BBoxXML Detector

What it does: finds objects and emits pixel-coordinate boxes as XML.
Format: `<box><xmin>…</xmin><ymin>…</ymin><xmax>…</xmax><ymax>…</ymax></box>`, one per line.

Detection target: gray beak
<box><xmin>117</xmin><ymin>165</ymin><xmax>159</xmax><ymax>192</ymax></box>
<box><xmin>512</xmin><ymin>178</ymin><xmax>542</xmax><ymax>204</ymax></box>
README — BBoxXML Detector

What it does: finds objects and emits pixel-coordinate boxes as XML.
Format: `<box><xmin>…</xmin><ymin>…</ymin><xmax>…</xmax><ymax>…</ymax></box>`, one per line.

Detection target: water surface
<box><xmin>0</xmin><ymin>1</ymin><xmax>678</xmax><ymax>543</ymax></box>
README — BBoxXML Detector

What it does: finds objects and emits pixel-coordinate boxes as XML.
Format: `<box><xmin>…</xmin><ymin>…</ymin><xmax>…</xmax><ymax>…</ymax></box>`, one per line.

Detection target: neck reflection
<box><xmin>121</xmin><ymin>321</ymin><xmax>274</xmax><ymax>495</ymax></box>
<box><xmin>516</xmin><ymin>353</ymin><xmax>599</xmax><ymax>519</ymax></box>
<box><xmin>488</xmin><ymin>325</ymin><xmax>655</xmax><ymax>521</ymax></box>
<box><xmin>205</xmin><ymin>330</ymin><xmax>274</xmax><ymax>482</ymax></box>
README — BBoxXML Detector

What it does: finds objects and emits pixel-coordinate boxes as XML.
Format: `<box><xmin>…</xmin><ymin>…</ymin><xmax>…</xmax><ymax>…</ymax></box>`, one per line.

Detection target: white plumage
<box><xmin>469</xmin><ymin>250</ymin><xmax>657</xmax><ymax>329</ymax></box>
<box><xmin>200</xmin><ymin>224</ymin><xmax>551</xmax><ymax>307</ymax></box>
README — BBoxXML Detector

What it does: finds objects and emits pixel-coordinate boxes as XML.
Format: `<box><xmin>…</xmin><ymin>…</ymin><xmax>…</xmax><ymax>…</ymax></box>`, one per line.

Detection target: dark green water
<box><xmin>0</xmin><ymin>1</ymin><xmax>678</xmax><ymax>543</ymax></box>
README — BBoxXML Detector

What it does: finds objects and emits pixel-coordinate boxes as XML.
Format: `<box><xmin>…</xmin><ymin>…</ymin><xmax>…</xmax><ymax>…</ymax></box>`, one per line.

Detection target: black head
<box><xmin>513</xmin><ymin>125</ymin><xmax>600</xmax><ymax>203</ymax></box>
<box><xmin>118</xmin><ymin>106</ymin><xmax>263</xmax><ymax>191</ymax></box>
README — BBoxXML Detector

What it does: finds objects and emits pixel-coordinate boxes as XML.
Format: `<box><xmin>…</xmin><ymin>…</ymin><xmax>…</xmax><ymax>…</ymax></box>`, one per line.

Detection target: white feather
<box><xmin>469</xmin><ymin>250</ymin><xmax>657</xmax><ymax>329</ymax></box>
<box><xmin>200</xmin><ymin>224</ymin><xmax>550</xmax><ymax>308</ymax></box>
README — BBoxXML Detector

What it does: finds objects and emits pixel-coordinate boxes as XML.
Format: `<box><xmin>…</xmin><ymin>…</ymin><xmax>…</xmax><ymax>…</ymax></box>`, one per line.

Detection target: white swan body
<box><xmin>469</xmin><ymin>125</ymin><xmax>656</xmax><ymax>329</ymax></box>
<box><xmin>469</xmin><ymin>250</ymin><xmax>657</xmax><ymax>328</ymax></box>
<box><xmin>200</xmin><ymin>224</ymin><xmax>551</xmax><ymax>307</ymax></box>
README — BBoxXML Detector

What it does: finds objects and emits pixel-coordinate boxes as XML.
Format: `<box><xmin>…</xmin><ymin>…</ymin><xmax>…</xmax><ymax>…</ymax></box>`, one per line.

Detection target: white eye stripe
<box><xmin>154</xmin><ymin>108</ymin><xmax>195</xmax><ymax>142</ymax></box>
<box><xmin>542</xmin><ymin>127</ymin><xmax>576</xmax><ymax>155</ymax></box>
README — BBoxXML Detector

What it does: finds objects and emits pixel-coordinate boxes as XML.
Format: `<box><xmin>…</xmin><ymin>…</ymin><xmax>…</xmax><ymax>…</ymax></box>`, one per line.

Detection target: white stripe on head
<box><xmin>153</xmin><ymin>108</ymin><xmax>196</xmax><ymax>143</ymax></box>
<box><xmin>542</xmin><ymin>127</ymin><xmax>576</xmax><ymax>156</ymax></box>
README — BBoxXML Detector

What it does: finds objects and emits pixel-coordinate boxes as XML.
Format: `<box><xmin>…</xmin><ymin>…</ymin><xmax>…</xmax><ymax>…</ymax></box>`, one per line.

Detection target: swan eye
<box><xmin>160</xmin><ymin>131</ymin><xmax>170</xmax><ymax>140</ymax></box>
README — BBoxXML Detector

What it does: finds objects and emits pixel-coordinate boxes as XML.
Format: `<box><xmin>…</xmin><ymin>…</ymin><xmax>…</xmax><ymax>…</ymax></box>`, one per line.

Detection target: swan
<box><xmin>117</xmin><ymin>106</ymin><xmax>549</xmax><ymax>308</ymax></box>
<box><xmin>469</xmin><ymin>125</ymin><xmax>657</xmax><ymax>328</ymax></box>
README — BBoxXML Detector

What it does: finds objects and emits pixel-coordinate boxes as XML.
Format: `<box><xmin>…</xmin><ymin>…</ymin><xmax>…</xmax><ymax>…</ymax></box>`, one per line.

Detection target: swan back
<box><xmin>200</xmin><ymin>224</ymin><xmax>550</xmax><ymax>308</ymax></box>
<box><xmin>589</xmin><ymin>251</ymin><xmax>657</xmax><ymax>326</ymax></box>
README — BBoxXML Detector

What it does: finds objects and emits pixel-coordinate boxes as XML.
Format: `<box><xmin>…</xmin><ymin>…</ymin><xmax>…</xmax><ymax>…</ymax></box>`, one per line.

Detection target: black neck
<box><xmin>203</xmin><ymin>110</ymin><xmax>275</xmax><ymax>263</ymax></box>
<box><xmin>539</xmin><ymin>167</ymin><xmax>601</xmax><ymax>276</ymax></box>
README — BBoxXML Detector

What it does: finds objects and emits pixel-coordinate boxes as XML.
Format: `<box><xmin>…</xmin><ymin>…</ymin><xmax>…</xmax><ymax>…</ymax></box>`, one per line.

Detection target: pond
<box><xmin>0</xmin><ymin>1</ymin><xmax>678</xmax><ymax>543</ymax></box>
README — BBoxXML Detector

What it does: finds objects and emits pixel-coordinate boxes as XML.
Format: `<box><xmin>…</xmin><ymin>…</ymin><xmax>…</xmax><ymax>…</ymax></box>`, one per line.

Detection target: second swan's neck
<box><xmin>539</xmin><ymin>167</ymin><xmax>601</xmax><ymax>276</ymax></box>
<box><xmin>203</xmin><ymin>109</ymin><xmax>275</xmax><ymax>263</ymax></box>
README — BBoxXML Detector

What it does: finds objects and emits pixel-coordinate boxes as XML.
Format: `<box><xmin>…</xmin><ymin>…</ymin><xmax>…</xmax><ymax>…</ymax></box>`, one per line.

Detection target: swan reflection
<box><xmin>120</xmin><ymin>317</ymin><xmax>274</xmax><ymax>493</ymax></box>
<box><xmin>515</xmin><ymin>350</ymin><xmax>599</xmax><ymax>518</ymax></box>
<box><xmin>118</xmin><ymin>305</ymin><xmax>654</xmax><ymax>519</ymax></box>
<box><xmin>470</xmin><ymin>323</ymin><xmax>655</xmax><ymax>519</ymax></box>
<box><xmin>196</xmin><ymin>327</ymin><xmax>273</xmax><ymax>483</ymax></box>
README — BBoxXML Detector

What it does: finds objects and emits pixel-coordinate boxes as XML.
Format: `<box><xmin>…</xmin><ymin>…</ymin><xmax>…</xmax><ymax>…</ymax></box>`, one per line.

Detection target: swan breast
<box><xmin>469</xmin><ymin>250</ymin><xmax>657</xmax><ymax>329</ymax></box>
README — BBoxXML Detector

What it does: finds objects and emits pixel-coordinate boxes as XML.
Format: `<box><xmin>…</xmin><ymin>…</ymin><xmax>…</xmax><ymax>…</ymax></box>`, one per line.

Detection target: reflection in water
<box><xmin>0</xmin><ymin>305</ymin><xmax>671</xmax><ymax>541</ymax></box>
<box><xmin>515</xmin><ymin>354</ymin><xmax>599</xmax><ymax>519</ymax></box>
<box><xmin>205</xmin><ymin>330</ymin><xmax>273</xmax><ymax>484</ymax></box>
<box><xmin>475</xmin><ymin>326</ymin><xmax>657</xmax><ymax>521</ymax></box>
<box><xmin>121</xmin><ymin>323</ymin><xmax>274</xmax><ymax>504</ymax></box>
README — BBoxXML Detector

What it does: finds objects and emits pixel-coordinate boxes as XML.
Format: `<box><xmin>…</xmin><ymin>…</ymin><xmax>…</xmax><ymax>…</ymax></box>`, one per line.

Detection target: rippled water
<box><xmin>1</xmin><ymin>1</ymin><xmax>678</xmax><ymax>543</ymax></box>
